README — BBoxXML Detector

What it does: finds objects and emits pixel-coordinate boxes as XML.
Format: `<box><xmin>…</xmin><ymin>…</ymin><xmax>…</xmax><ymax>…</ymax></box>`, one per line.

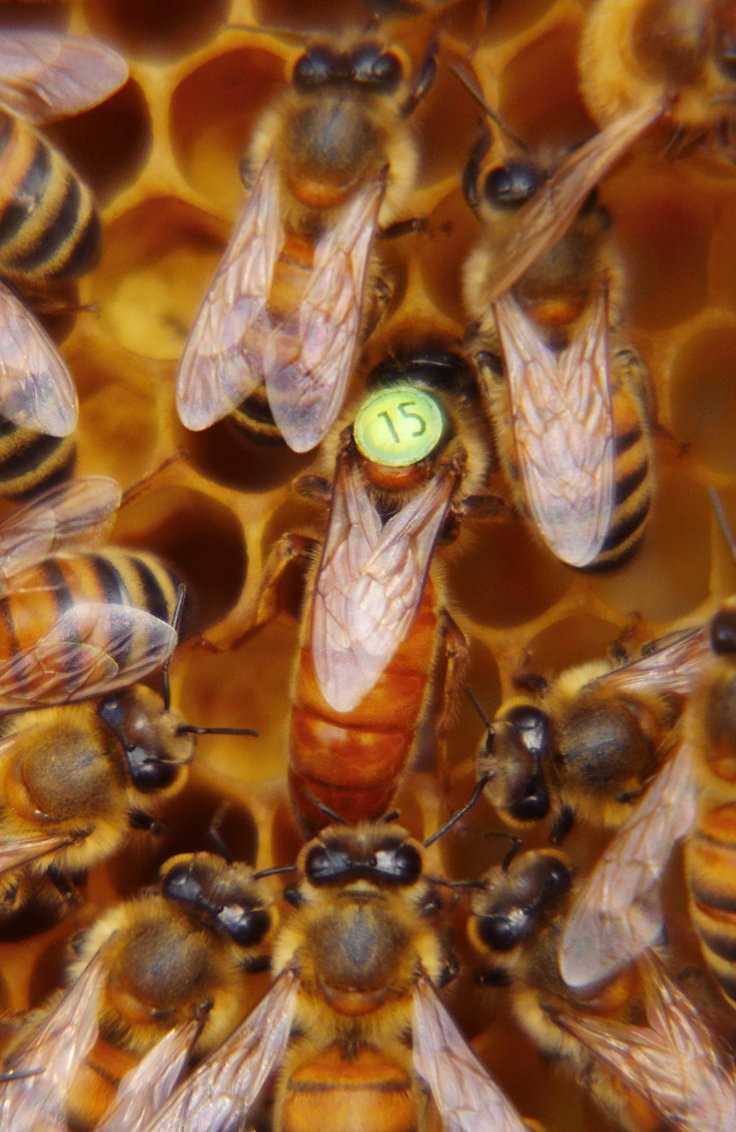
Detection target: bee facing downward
<box><xmin>0</xmin><ymin>29</ymin><xmax>127</xmax><ymax>497</ymax></box>
<box><xmin>124</xmin><ymin>820</ymin><xmax>534</xmax><ymax>1132</ymax></box>
<box><xmin>461</xmin><ymin>90</ymin><xmax>657</xmax><ymax>569</ymax></box>
<box><xmin>175</xmin><ymin>31</ymin><xmax>437</xmax><ymax>452</ymax></box>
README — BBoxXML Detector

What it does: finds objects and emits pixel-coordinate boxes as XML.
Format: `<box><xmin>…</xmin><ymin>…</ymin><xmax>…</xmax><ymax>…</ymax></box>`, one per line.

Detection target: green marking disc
<box><xmin>353</xmin><ymin>385</ymin><xmax>446</xmax><ymax>467</ymax></box>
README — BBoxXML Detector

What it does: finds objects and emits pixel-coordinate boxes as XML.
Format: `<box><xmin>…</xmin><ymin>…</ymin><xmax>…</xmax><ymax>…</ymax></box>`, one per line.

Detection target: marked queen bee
<box><xmin>0</xmin><ymin>29</ymin><xmax>127</xmax><ymax>496</ymax></box>
<box><xmin>0</xmin><ymin>851</ymin><xmax>274</xmax><ymax>1132</ymax></box>
<box><xmin>120</xmin><ymin>819</ymin><xmax>535</xmax><ymax>1132</ymax></box>
<box><xmin>460</xmin><ymin>75</ymin><xmax>662</xmax><ymax>569</ymax></box>
<box><xmin>248</xmin><ymin>344</ymin><xmax>496</xmax><ymax>832</ymax></box>
<box><xmin>175</xmin><ymin>28</ymin><xmax>438</xmax><ymax>451</ymax></box>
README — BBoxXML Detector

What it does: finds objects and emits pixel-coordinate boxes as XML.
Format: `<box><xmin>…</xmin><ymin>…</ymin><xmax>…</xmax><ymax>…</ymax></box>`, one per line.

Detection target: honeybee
<box><xmin>0</xmin><ymin>474</ymin><xmax>182</xmax><ymax>712</ymax></box>
<box><xmin>579</xmin><ymin>0</ymin><xmax>736</xmax><ymax>159</ymax></box>
<box><xmin>0</xmin><ymin>851</ymin><xmax>274</xmax><ymax>1132</ymax></box>
<box><xmin>469</xmin><ymin>847</ymin><xmax>667</xmax><ymax>1132</ymax></box>
<box><xmin>252</xmin><ymin>346</ymin><xmax>493</xmax><ymax>831</ymax></box>
<box><xmin>121</xmin><ymin>822</ymin><xmax>534</xmax><ymax>1132</ymax></box>
<box><xmin>477</xmin><ymin>621</ymin><xmax>711</xmax><ymax>836</ymax></box>
<box><xmin>557</xmin><ymin>598</ymin><xmax>736</xmax><ymax>1004</ymax></box>
<box><xmin>175</xmin><ymin>31</ymin><xmax>437</xmax><ymax>452</ymax></box>
<box><xmin>461</xmin><ymin>86</ymin><xmax>661</xmax><ymax>569</ymax></box>
<box><xmin>0</xmin><ymin>30</ymin><xmax>127</xmax><ymax>497</ymax></box>
<box><xmin>561</xmin><ymin>950</ymin><xmax>736</xmax><ymax>1132</ymax></box>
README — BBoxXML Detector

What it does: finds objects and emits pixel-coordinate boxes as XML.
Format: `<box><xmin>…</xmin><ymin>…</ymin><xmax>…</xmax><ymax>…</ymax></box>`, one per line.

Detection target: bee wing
<box><xmin>594</xmin><ymin>624</ymin><xmax>712</xmax><ymax>696</ymax></box>
<box><xmin>0</xmin><ymin>603</ymin><xmax>177</xmax><ymax>710</ymax></box>
<box><xmin>0</xmin><ymin>31</ymin><xmax>128</xmax><ymax>123</ymax></box>
<box><xmin>176</xmin><ymin>157</ymin><xmax>283</xmax><ymax>432</ymax></box>
<box><xmin>495</xmin><ymin>287</ymin><xmax>614</xmax><ymax>567</ymax></box>
<box><xmin>559</xmin><ymin>739</ymin><xmax>697</xmax><ymax>989</ymax></box>
<box><xmin>135</xmin><ymin>969</ymin><xmax>299</xmax><ymax>1132</ymax></box>
<box><xmin>562</xmin><ymin>952</ymin><xmax>736</xmax><ymax>1132</ymax></box>
<box><xmin>412</xmin><ymin>976</ymin><xmax>530</xmax><ymax>1132</ymax></box>
<box><xmin>0</xmin><ymin>280</ymin><xmax>78</xmax><ymax>437</ymax></box>
<box><xmin>482</xmin><ymin>100</ymin><xmax>664</xmax><ymax>301</ymax></box>
<box><xmin>0</xmin><ymin>793</ymin><xmax>83</xmax><ymax>873</ymax></box>
<box><xmin>312</xmin><ymin>455</ymin><xmax>456</xmax><ymax>712</ymax></box>
<box><xmin>265</xmin><ymin>178</ymin><xmax>385</xmax><ymax>452</ymax></box>
<box><xmin>0</xmin><ymin>476</ymin><xmax>122</xmax><ymax>577</ymax></box>
<box><xmin>97</xmin><ymin>1019</ymin><xmax>201</xmax><ymax>1132</ymax></box>
<box><xmin>0</xmin><ymin>950</ymin><xmax>106</xmax><ymax>1132</ymax></box>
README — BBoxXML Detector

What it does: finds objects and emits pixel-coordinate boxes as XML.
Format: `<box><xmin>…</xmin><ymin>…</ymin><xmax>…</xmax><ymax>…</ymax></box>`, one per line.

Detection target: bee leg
<box><xmin>462</xmin><ymin>123</ymin><xmax>492</xmax><ymax>216</ymax></box>
<box><xmin>399</xmin><ymin>44</ymin><xmax>437</xmax><ymax>119</ymax></box>
<box><xmin>377</xmin><ymin>217</ymin><xmax>428</xmax><ymax>239</ymax></box>
<box><xmin>128</xmin><ymin>809</ymin><xmax>164</xmax><ymax>836</ymax></box>
<box><xmin>550</xmin><ymin>805</ymin><xmax>574</xmax><ymax>845</ymax></box>
<box><xmin>435</xmin><ymin>610</ymin><xmax>470</xmax><ymax>792</ymax></box>
<box><xmin>46</xmin><ymin>866</ymin><xmax>83</xmax><ymax>908</ymax></box>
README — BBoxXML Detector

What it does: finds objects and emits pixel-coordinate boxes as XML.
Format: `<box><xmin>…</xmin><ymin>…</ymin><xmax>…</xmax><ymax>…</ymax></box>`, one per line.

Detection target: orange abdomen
<box><xmin>279</xmin><ymin>1044</ymin><xmax>418</xmax><ymax>1132</ymax></box>
<box><xmin>686</xmin><ymin>799</ymin><xmax>736</xmax><ymax>1006</ymax></box>
<box><xmin>289</xmin><ymin>584</ymin><xmax>439</xmax><ymax>829</ymax></box>
<box><xmin>65</xmin><ymin>1038</ymin><xmax>138</xmax><ymax>1132</ymax></box>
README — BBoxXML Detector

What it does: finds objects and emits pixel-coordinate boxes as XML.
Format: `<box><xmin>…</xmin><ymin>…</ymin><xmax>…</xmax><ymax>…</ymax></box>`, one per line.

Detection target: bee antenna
<box><xmin>426</xmin><ymin>874</ymin><xmax>486</xmax><ymax>890</ymax></box>
<box><xmin>253</xmin><ymin>864</ymin><xmax>299</xmax><ymax>880</ymax></box>
<box><xmin>226</xmin><ymin>23</ymin><xmax>312</xmax><ymax>46</ymax></box>
<box><xmin>380</xmin><ymin>809</ymin><xmax>401</xmax><ymax>824</ymax></box>
<box><xmin>161</xmin><ymin>584</ymin><xmax>187</xmax><ymax>712</ymax></box>
<box><xmin>424</xmin><ymin>773</ymin><xmax>490</xmax><ymax>847</ymax></box>
<box><xmin>0</xmin><ymin>1068</ymin><xmax>44</xmax><ymax>1083</ymax></box>
<box><xmin>303</xmin><ymin>789</ymin><xmax>349</xmax><ymax>825</ymax></box>
<box><xmin>465</xmin><ymin>686</ymin><xmax>493</xmax><ymax>731</ymax></box>
<box><xmin>448</xmin><ymin>64</ymin><xmax>530</xmax><ymax>153</ymax></box>
<box><xmin>121</xmin><ymin>450</ymin><xmax>187</xmax><ymax>509</ymax></box>
<box><xmin>484</xmin><ymin>830</ymin><xmax>523</xmax><ymax>870</ymax></box>
<box><xmin>177</xmin><ymin>725</ymin><xmax>259</xmax><ymax>738</ymax></box>
<box><xmin>708</xmin><ymin>487</ymin><xmax>736</xmax><ymax>565</ymax></box>
<box><xmin>207</xmin><ymin>804</ymin><xmax>233</xmax><ymax>864</ymax></box>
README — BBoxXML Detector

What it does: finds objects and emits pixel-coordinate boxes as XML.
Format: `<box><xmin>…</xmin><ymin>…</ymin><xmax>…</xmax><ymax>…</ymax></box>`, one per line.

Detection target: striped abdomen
<box><xmin>0</xmin><ymin>413</ymin><xmax>75</xmax><ymax>499</ymax></box>
<box><xmin>589</xmin><ymin>344</ymin><xmax>652</xmax><ymax>571</ymax></box>
<box><xmin>0</xmin><ymin>108</ymin><xmax>99</xmax><ymax>282</ymax></box>
<box><xmin>0</xmin><ymin>550</ymin><xmax>179</xmax><ymax>693</ymax></box>
<box><xmin>279</xmin><ymin>1044</ymin><xmax>418</xmax><ymax>1132</ymax></box>
<box><xmin>289</xmin><ymin>582</ymin><xmax>439</xmax><ymax>831</ymax></box>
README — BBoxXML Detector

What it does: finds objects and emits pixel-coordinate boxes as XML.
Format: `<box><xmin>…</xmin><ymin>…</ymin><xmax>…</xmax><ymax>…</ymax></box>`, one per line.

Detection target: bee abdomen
<box><xmin>0</xmin><ymin>109</ymin><xmax>99</xmax><ymax>282</ymax></box>
<box><xmin>587</xmin><ymin>374</ymin><xmax>652</xmax><ymax>571</ymax></box>
<box><xmin>281</xmin><ymin>1045</ymin><xmax>416</xmax><ymax>1132</ymax></box>
<box><xmin>686</xmin><ymin>802</ymin><xmax>736</xmax><ymax>1005</ymax></box>
<box><xmin>0</xmin><ymin>416</ymin><xmax>75</xmax><ymax>498</ymax></box>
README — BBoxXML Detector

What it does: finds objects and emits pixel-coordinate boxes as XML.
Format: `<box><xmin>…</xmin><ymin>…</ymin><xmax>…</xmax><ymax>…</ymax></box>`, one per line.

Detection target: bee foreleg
<box><xmin>434</xmin><ymin>610</ymin><xmax>469</xmax><ymax>792</ymax></box>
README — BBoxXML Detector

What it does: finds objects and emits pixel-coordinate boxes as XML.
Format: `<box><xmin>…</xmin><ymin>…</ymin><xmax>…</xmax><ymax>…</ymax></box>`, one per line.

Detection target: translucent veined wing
<box><xmin>136</xmin><ymin>969</ymin><xmax>298</xmax><ymax>1132</ymax></box>
<box><xmin>481</xmin><ymin>99</ymin><xmax>665</xmax><ymax>301</ymax></box>
<box><xmin>0</xmin><ymin>281</ymin><xmax>77</xmax><ymax>436</ymax></box>
<box><xmin>0</xmin><ymin>950</ymin><xmax>106</xmax><ymax>1132</ymax></box>
<box><xmin>559</xmin><ymin>739</ymin><xmax>696</xmax><ymax>989</ymax></box>
<box><xmin>312</xmin><ymin>452</ymin><xmax>457</xmax><ymax>712</ymax></box>
<box><xmin>412</xmin><ymin>975</ymin><xmax>530</xmax><ymax>1132</ymax></box>
<box><xmin>0</xmin><ymin>765</ymin><xmax>85</xmax><ymax>869</ymax></box>
<box><xmin>176</xmin><ymin>157</ymin><xmax>283</xmax><ymax>432</ymax></box>
<box><xmin>0</xmin><ymin>31</ymin><xmax>128</xmax><ymax>123</ymax></box>
<box><xmin>594</xmin><ymin>624</ymin><xmax>712</xmax><ymax>696</ymax></box>
<box><xmin>97</xmin><ymin>1019</ymin><xmax>202</xmax><ymax>1132</ymax></box>
<box><xmin>265</xmin><ymin>177</ymin><xmax>385</xmax><ymax>452</ymax></box>
<box><xmin>0</xmin><ymin>476</ymin><xmax>122</xmax><ymax>577</ymax></box>
<box><xmin>495</xmin><ymin>287</ymin><xmax>614</xmax><ymax>567</ymax></box>
<box><xmin>0</xmin><ymin>604</ymin><xmax>177</xmax><ymax>711</ymax></box>
<box><xmin>562</xmin><ymin>952</ymin><xmax>736</xmax><ymax>1132</ymax></box>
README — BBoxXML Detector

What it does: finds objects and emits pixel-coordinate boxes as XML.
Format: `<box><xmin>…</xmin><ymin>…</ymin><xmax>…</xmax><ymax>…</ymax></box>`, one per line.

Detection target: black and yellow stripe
<box><xmin>0</xmin><ymin>109</ymin><xmax>99</xmax><ymax>281</ymax></box>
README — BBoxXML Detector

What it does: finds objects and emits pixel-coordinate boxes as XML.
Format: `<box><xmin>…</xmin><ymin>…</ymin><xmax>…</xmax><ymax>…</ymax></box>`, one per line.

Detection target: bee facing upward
<box><xmin>579</xmin><ymin>0</ymin><xmax>736</xmax><ymax>155</ymax></box>
<box><xmin>1</xmin><ymin>851</ymin><xmax>274</xmax><ymax>1132</ymax></box>
<box><xmin>0</xmin><ymin>30</ymin><xmax>127</xmax><ymax>498</ymax></box>
<box><xmin>250</xmin><ymin>344</ymin><xmax>493</xmax><ymax>832</ymax></box>
<box><xmin>176</xmin><ymin>30</ymin><xmax>437</xmax><ymax>452</ymax></box>
<box><xmin>462</xmin><ymin>100</ymin><xmax>656</xmax><ymax>569</ymax></box>
<box><xmin>124</xmin><ymin>821</ymin><xmax>533</xmax><ymax>1132</ymax></box>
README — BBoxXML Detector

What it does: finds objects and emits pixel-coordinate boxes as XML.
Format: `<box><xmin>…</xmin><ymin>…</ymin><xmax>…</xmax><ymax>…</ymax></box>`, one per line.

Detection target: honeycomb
<box><xmin>0</xmin><ymin>0</ymin><xmax>733</xmax><ymax>1129</ymax></box>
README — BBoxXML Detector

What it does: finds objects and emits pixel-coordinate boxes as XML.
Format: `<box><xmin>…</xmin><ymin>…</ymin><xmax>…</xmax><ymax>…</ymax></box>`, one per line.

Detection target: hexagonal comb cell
<box><xmin>0</xmin><ymin>1</ymin><xmax>734</xmax><ymax>1130</ymax></box>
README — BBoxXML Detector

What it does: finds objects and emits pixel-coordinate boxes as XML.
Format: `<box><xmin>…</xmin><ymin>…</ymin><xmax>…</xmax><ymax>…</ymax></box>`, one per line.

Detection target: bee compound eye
<box><xmin>293</xmin><ymin>47</ymin><xmax>333</xmax><ymax>89</ymax></box>
<box><xmin>353</xmin><ymin>385</ymin><xmax>446</xmax><ymax>468</ymax></box>
<box><xmin>162</xmin><ymin>863</ymin><xmax>205</xmax><ymax>906</ymax></box>
<box><xmin>484</xmin><ymin>162</ymin><xmax>542</xmax><ymax>208</ymax></box>
<box><xmin>711</xmin><ymin>608</ymin><xmax>736</xmax><ymax>655</ymax></box>
<box><xmin>216</xmin><ymin>903</ymin><xmax>270</xmax><ymax>945</ymax></box>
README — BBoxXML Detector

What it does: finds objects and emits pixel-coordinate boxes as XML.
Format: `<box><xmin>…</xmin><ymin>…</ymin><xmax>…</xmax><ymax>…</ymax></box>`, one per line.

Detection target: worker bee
<box><xmin>557</xmin><ymin>598</ymin><xmax>736</xmax><ymax>1007</ymax></box>
<box><xmin>477</xmin><ymin>620</ymin><xmax>711</xmax><ymax>836</ymax></box>
<box><xmin>561</xmin><ymin>950</ymin><xmax>736</xmax><ymax>1132</ymax></box>
<box><xmin>0</xmin><ymin>29</ymin><xmax>127</xmax><ymax>497</ymax></box>
<box><xmin>0</xmin><ymin>851</ymin><xmax>274</xmax><ymax>1132</ymax></box>
<box><xmin>251</xmin><ymin>346</ymin><xmax>493</xmax><ymax>831</ymax></box>
<box><xmin>469</xmin><ymin>847</ymin><xmax>670</xmax><ymax>1132</ymax></box>
<box><xmin>461</xmin><ymin>76</ymin><xmax>661</xmax><ymax>569</ymax></box>
<box><xmin>579</xmin><ymin>0</ymin><xmax>736</xmax><ymax>159</ymax></box>
<box><xmin>175</xmin><ymin>30</ymin><xmax>438</xmax><ymax>452</ymax></box>
<box><xmin>119</xmin><ymin>821</ymin><xmax>534</xmax><ymax>1132</ymax></box>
